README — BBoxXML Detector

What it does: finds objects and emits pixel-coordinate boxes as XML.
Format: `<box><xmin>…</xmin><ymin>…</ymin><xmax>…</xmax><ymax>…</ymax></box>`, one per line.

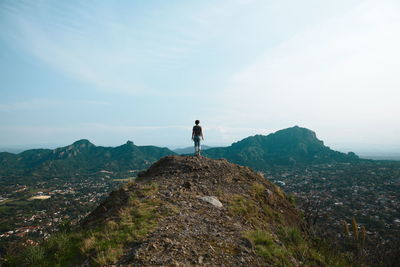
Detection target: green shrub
<box><xmin>229</xmin><ymin>194</ymin><xmax>257</xmax><ymax>217</ymax></box>
<box><xmin>5</xmin><ymin>232</ymin><xmax>82</xmax><ymax>267</ymax></box>
<box><xmin>244</xmin><ymin>230</ymin><xmax>290</xmax><ymax>266</ymax></box>
<box><xmin>287</xmin><ymin>194</ymin><xmax>296</xmax><ymax>205</ymax></box>
<box><xmin>251</xmin><ymin>182</ymin><xmax>265</xmax><ymax>197</ymax></box>
<box><xmin>278</xmin><ymin>226</ymin><xmax>303</xmax><ymax>246</ymax></box>
<box><xmin>22</xmin><ymin>245</ymin><xmax>45</xmax><ymax>266</ymax></box>
<box><xmin>6</xmin><ymin>185</ymin><xmax>168</xmax><ymax>266</ymax></box>
<box><xmin>262</xmin><ymin>204</ymin><xmax>283</xmax><ymax>223</ymax></box>
<box><xmin>80</xmin><ymin>192</ymin><xmax>161</xmax><ymax>264</ymax></box>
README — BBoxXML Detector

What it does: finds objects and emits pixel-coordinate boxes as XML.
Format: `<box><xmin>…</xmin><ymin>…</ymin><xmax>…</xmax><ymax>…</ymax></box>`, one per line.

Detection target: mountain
<box><xmin>203</xmin><ymin>126</ymin><xmax>359</xmax><ymax>169</ymax></box>
<box><xmin>0</xmin><ymin>140</ymin><xmax>176</xmax><ymax>177</ymax></box>
<box><xmin>173</xmin><ymin>145</ymin><xmax>213</xmax><ymax>155</ymax></box>
<box><xmin>9</xmin><ymin>155</ymin><xmax>350</xmax><ymax>266</ymax></box>
<box><xmin>0</xmin><ymin>126</ymin><xmax>360</xmax><ymax>177</ymax></box>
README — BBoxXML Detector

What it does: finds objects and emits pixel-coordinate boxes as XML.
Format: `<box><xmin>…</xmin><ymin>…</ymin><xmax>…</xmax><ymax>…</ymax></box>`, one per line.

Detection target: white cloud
<box><xmin>1</xmin><ymin>1</ymin><xmax>399</xmax><ymax>149</ymax></box>
<box><xmin>0</xmin><ymin>0</ymin><xmax>270</xmax><ymax>96</ymax></box>
<box><xmin>0</xmin><ymin>2</ymin><xmax>201</xmax><ymax>95</ymax></box>
<box><xmin>0</xmin><ymin>99</ymin><xmax>110</xmax><ymax>112</ymax></box>
<box><xmin>221</xmin><ymin>0</ymin><xmax>400</xmax><ymax>144</ymax></box>
<box><xmin>12</xmin><ymin>17</ymin><xmax>144</xmax><ymax>94</ymax></box>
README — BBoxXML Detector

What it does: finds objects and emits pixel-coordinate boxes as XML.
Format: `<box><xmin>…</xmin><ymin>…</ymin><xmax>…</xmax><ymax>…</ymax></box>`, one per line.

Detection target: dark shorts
<box><xmin>193</xmin><ymin>135</ymin><xmax>201</xmax><ymax>147</ymax></box>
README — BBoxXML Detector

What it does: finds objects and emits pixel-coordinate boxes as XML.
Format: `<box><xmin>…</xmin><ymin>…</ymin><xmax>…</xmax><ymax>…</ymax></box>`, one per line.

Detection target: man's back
<box><xmin>193</xmin><ymin>125</ymin><xmax>202</xmax><ymax>136</ymax></box>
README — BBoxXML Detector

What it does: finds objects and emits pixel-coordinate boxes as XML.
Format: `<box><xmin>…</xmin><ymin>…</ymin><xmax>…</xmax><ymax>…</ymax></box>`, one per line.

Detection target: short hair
<box><xmin>195</xmin><ymin>120</ymin><xmax>200</xmax><ymax>125</ymax></box>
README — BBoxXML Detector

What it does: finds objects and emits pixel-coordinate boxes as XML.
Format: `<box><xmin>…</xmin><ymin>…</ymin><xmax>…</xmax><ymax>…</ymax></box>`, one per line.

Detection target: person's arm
<box><xmin>201</xmin><ymin>127</ymin><xmax>204</xmax><ymax>140</ymax></box>
<box><xmin>192</xmin><ymin>128</ymin><xmax>195</xmax><ymax>140</ymax></box>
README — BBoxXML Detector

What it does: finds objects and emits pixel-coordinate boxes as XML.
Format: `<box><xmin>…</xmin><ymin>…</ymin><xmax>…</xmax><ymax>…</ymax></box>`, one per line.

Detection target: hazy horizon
<box><xmin>1</xmin><ymin>0</ymin><xmax>399</xmax><ymax>151</ymax></box>
<box><xmin>1</xmin><ymin>126</ymin><xmax>400</xmax><ymax>159</ymax></box>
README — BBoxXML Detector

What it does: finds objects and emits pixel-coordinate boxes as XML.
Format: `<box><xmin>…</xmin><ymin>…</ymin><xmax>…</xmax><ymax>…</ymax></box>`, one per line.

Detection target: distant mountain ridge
<box><xmin>0</xmin><ymin>126</ymin><xmax>360</xmax><ymax>177</ymax></box>
<box><xmin>0</xmin><ymin>140</ymin><xmax>176</xmax><ymax>177</ymax></box>
<box><xmin>203</xmin><ymin>126</ymin><xmax>359</xmax><ymax>169</ymax></box>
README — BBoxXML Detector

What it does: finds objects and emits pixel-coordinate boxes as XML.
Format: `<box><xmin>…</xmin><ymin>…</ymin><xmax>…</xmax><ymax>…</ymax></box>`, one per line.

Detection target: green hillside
<box><xmin>0</xmin><ymin>140</ymin><xmax>176</xmax><ymax>177</ymax></box>
<box><xmin>204</xmin><ymin>126</ymin><xmax>359</xmax><ymax>169</ymax></box>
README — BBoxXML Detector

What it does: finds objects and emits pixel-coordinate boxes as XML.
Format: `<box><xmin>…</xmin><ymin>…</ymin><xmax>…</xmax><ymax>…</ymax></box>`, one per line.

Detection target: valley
<box><xmin>1</xmin><ymin>127</ymin><xmax>399</xmax><ymax>264</ymax></box>
<box><xmin>264</xmin><ymin>161</ymin><xmax>400</xmax><ymax>261</ymax></box>
<box><xmin>0</xmin><ymin>172</ymin><xmax>134</xmax><ymax>248</ymax></box>
<box><xmin>1</xmin><ymin>160</ymin><xmax>399</xmax><ymax>264</ymax></box>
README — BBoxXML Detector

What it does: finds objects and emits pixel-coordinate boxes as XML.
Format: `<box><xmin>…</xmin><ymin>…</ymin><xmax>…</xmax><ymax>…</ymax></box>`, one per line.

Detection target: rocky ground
<box><xmin>82</xmin><ymin>155</ymin><xmax>301</xmax><ymax>266</ymax></box>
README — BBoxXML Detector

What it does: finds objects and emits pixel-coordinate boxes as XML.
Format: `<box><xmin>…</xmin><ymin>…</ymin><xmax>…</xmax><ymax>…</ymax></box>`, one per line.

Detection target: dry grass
<box><xmin>81</xmin><ymin>235</ymin><xmax>96</xmax><ymax>252</ymax></box>
<box><xmin>275</xmin><ymin>186</ymin><xmax>286</xmax><ymax>199</ymax></box>
<box><xmin>78</xmin><ymin>183</ymin><xmax>168</xmax><ymax>265</ymax></box>
<box><xmin>251</xmin><ymin>182</ymin><xmax>265</xmax><ymax>197</ymax></box>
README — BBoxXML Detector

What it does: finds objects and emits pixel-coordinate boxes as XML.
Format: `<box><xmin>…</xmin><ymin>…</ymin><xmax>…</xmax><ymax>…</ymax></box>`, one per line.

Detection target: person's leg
<box><xmin>194</xmin><ymin>137</ymin><xmax>200</xmax><ymax>155</ymax></box>
<box><xmin>198</xmin><ymin>140</ymin><xmax>201</xmax><ymax>156</ymax></box>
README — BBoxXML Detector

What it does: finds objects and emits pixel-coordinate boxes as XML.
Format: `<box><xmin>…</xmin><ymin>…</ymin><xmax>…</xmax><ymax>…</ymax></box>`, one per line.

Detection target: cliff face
<box><xmin>10</xmin><ymin>155</ymin><xmax>348</xmax><ymax>266</ymax></box>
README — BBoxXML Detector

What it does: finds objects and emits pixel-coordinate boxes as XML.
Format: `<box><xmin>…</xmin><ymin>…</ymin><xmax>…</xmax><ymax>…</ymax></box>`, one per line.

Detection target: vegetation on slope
<box><xmin>204</xmin><ymin>126</ymin><xmax>359</xmax><ymax>168</ymax></box>
<box><xmin>0</xmin><ymin>140</ymin><xmax>175</xmax><ymax>177</ymax></box>
<box><xmin>4</xmin><ymin>182</ymin><xmax>176</xmax><ymax>266</ymax></box>
<box><xmin>4</xmin><ymin>156</ymin><xmax>355</xmax><ymax>266</ymax></box>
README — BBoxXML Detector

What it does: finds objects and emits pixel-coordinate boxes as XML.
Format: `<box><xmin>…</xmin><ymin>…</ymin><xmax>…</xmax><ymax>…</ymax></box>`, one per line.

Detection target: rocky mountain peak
<box><xmin>71</xmin><ymin>139</ymin><xmax>94</xmax><ymax>147</ymax></box>
<box><xmin>268</xmin><ymin>126</ymin><xmax>322</xmax><ymax>145</ymax></box>
<box><xmin>125</xmin><ymin>140</ymin><xmax>135</xmax><ymax>146</ymax></box>
<box><xmin>204</xmin><ymin>126</ymin><xmax>358</xmax><ymax>167</ymax></box>
<box><xmin>80</xmin><ymin>155</ymin><xmax>305</xmax><ymax>266</ymax></box>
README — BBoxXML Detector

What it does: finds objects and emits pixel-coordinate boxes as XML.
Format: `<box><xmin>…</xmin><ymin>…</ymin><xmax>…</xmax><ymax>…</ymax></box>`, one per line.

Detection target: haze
<box><xmin>0</xmin><ymin>0</ymin><xmax>399</xmax><ymax>155</ymax></box>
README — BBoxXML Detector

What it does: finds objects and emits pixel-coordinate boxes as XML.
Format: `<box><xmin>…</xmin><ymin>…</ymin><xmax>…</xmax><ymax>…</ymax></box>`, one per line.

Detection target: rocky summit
<box><xmin>79</xmin><ymin>155</ymin><xmax>328</xmax><ymax>266</ymax></box>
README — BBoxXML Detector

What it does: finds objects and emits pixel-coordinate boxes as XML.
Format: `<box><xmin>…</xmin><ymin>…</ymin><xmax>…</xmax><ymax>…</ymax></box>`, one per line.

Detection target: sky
<box><xmin>0</xmin><ymin>0</ymin><xmax>399</xmax><ymax>152</ymax></box>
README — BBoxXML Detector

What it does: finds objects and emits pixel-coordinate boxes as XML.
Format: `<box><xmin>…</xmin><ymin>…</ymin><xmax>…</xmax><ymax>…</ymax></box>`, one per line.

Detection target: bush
<box><xmin>278</xmin><ymin>226</ymin><xmax>303</xmax><ymax>246</ymax></box>
<box><xmin>244</xmin><ymin>230</ymin><xmax>290</xmax><ymax>266</ymax></box>
<box><xmin>5</xmin><ymin>184</ymin><xmax>168</xmax><ymax>266</ymax></box>
<box><xmin>22</xmin><ymin>245</ymin><xmax>45</xmax><ymax>266</ymax></box>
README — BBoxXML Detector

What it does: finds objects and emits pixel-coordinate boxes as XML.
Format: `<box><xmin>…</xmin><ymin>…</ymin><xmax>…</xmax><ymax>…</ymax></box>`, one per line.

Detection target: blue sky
<box><xmin>1</xmin><ymin>0</ymin><xmax>399</xmax><ymax>152</ymax></box>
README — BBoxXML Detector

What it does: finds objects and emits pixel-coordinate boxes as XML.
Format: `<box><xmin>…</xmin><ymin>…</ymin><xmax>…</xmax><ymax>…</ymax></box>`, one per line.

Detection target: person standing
<box><xmin>192</xmin><ymin>120</ymin><xmax>204</xmax><ymax>156</ymax></box>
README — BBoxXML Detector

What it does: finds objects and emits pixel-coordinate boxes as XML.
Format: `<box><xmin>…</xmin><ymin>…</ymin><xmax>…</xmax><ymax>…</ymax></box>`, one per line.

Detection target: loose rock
<box><xmin>199</xmin><ymin>196</ymin><xmax>223</xmax><ymax>208</ymax></box>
